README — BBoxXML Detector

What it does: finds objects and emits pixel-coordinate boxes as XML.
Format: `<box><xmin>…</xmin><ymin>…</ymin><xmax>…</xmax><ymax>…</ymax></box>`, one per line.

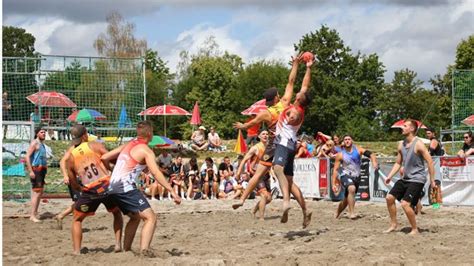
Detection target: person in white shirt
<box><xmin>208</xmin><ymin>127</ymin><xmax>222</xmax><ymax>151</ymax></box>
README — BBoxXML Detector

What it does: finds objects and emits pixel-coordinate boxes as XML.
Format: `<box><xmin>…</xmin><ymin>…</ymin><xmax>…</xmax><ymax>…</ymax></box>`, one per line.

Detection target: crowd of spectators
<box><xmin>138</xmin><ymin>152</ymin><xmax>265</xmax><ymax>201</ymax></box>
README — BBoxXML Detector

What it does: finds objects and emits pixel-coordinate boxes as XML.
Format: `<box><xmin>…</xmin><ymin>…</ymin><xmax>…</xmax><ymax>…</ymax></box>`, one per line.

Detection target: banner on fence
<box><xmin>439</xmin><ymin>157</ymin><xmax>474</xmax><ymax>205</ymax></box>
<box><xmin>440</xmin><ymin>157</ymin><xmax>474</xmax><ymax>182</ymax></box>
<box><xmin>294</xmin><ymin>156</ymin><xmax>473</xmax><ymax>205</ymax></box>
<box><xmin>293</xmin><ymin>158</ymin><xmax>320</xmax><ymax>198</ymax></box>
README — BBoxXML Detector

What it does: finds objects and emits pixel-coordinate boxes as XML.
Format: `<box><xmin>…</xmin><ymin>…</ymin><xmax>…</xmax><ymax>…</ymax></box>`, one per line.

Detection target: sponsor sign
<box><xmin>293</xmin><ymin>158</ymin><xmax>320</xmax><ymax>198</ymax></box>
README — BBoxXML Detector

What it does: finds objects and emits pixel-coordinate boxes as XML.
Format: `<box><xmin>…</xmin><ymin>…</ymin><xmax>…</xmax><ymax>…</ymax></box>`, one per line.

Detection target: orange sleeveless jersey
<box><xmin>71</xmin><ymin>142</ymin><xmax>110</xmax><ymax>194</ymax></box>
<box><xmin>249</xmin><ymin>142</ymin><xmax>266</xmax><ymax>172</ymax></box>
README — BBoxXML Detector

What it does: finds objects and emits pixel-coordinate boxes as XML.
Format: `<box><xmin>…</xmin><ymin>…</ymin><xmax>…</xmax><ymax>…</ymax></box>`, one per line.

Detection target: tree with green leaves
<box><xmin>2</xmin><ymin>26</ymin><xmax>39</xmax><ymax>121</ymax></box>
<box><xmin>294</xmin><ymin>25</ymin><xmax>385</xmax><ymax>140</ymax></box>
<box><xmin>3</xmin><ymin>26</ymin><xmax>36</xmax><ymax>57</ymax></box>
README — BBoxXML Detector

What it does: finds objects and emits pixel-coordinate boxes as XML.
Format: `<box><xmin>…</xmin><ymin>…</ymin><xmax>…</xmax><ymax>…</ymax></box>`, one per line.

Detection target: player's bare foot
<box><xmin>280</xmin><ymin>202</ymin><xmax>291</xmax><ymax>223</ymax></box>
<box><xmin>115</xmin><ymin>244</ymin><xmax>122</xmax><ymax>253</ymax></box>
<box><xmin>302</xmin><ymin>211</ymin><xmax>312</xmax><ymax>229</ymax></box>
<box><xmin>251</xmin><ymin>205</ymin><xmax>258</xmax><ymax>218</ymax></box>
<box><xmin>384</xmin><ymin>224</ymin><xmax>397</xmax><ymax>233</ymax></box>
<box><xmin>303</xmin><ymin>211</ymin><xmax>312</xmax><ymax>228</ymax></box>
<box><xmin>232</xmin><ymin>200</ymin><xmax>244</xmax><ymax>210</ymax></box>
<box><xmin>334</xmin><ymin>211</ymin><xmax>343</xmax><ymax>219</ymax></box>
<box><xmin>349</xmin><ymin>214</ymin><xmax>358</xmax><ymax>220</ymax></box>
<box><xmin>29</xmin><ymin>216</ymin><xmax>41</xmax><ymax>223</ymax></box>
<box><xmin>409</xmin><ymin>229</ymin><xmax>419</xmax><ymax>235</ymax></box>
<box><xmin>54</xmin><ymin>215</ymin><xmax>63</xmax><ymax>230</ymax></box>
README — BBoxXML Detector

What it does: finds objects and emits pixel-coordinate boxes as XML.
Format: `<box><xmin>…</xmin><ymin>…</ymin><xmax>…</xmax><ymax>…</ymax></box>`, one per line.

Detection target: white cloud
<box><xmin>47</xmin><ymin>22</ymin><xmax>106</xmax><ymax>56</ymax></box>
<box><xmin>4</xmin><ymin>0</ymin><xmax>472</xmax><ymax>86</ymax></box>
<box><xmin>159</xmin><ymin>23</ymin><xmax>249</xmax><ymax>71</ymax></box>
<box><xmin>4</xmin><ymin>15</ymin><xmax>105</xmax><ymax>56</ymax></box>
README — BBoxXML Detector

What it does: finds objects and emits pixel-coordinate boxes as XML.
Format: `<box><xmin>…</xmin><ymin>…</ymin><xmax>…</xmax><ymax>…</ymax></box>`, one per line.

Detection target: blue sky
<box><xmin>3</xmin><ymin>0</ymin><xmax>473</xmax><ymax>84</ymax></box>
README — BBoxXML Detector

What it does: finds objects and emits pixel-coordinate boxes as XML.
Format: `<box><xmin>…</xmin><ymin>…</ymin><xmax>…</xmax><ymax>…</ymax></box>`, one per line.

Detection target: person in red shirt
<box><xmin>245</xmin><ymin>115</ymin><xmax>261</xmax><ymax>147</ymax></box>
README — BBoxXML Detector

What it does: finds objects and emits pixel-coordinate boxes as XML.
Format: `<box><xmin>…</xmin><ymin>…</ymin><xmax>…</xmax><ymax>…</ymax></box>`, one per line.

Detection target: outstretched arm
<box><xmin>281</xmin><ymin>53</ymin><xmax>302</xmax><ymax>107</ymax></box>
<box><xmin>300</xmin><ymin>59</ymin><xmax>313</xmax><ymax>94</ymax></box>
<box><xmin>101</xmin><ymin>144</ymin><xmax>126</xmax><ymax>171</ymax></box>
<box><xmin>233</xmin><ymin>111</ymin><xmax>270</xmax><ymax>130</ymax></box>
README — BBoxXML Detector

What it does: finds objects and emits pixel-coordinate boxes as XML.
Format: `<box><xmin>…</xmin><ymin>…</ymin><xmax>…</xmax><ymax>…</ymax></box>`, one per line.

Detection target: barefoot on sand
<box><xmin>280</xmin><ymin>206</ymin><xmax>291</xmax><ymax>223</ymax></box>
<box><xmin>384</xmin><ymin>225</ymin><xmax>397</xmax><ymax>233</ymax></box>
<box><xmin>251</xmin><ymin>205</ymin><xmax>258</xmax><ymax>219</ymax></box>
<box><xmin>54</xmin><ymin>215</ymin><xmax>63</xmax><ymax>230</ymax></box>
<box><xmin>303</xmin><ymin>211</ymin><xmax>312</xmax><ymax>229</ymax></box>
<box><xmin>29</xmin><ymin>216</ymin><xmax>41</xmax><ymax>223</ymax></box>
<box><xmin>232</xmin><ymin>201</ymin><xmax>243</xmax><ymax>210</ymax></box>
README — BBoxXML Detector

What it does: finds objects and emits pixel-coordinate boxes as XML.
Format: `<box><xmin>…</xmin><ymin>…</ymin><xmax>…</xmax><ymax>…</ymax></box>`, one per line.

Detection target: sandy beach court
<box><xmin>3</xmin><ymin>198</ymin><xmax>474</xmax><ymax>265</ymax></box>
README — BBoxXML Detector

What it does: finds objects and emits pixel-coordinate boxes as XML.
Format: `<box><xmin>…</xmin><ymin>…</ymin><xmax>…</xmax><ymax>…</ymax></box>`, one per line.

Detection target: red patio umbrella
<box><xmin>391</xmin><ymin>119</ymin><xmax>427</xmax><ymax>129</ymax></box>
<box><xmin>461</xmin><ymin>114</ymin><xmax>474</xmax><ymax>126</ymax></box>
<box><xmin>190</xmin><ymin>101</ymin><xmax>202</xmax><ymax>125</ymax></box>
<box><xmin>241</xmin><ymin>99</ymin><xmax>267</xmax><ymax>115</ymax></box>
<box><xmin>138</xmin><ymin>104</ymin><xmax>191</xmax><ymax>136</ymax></box>
<box><xmin>26</xmin><ymin>91</ymin><xmax>76</xmax><ymax>107</ymax></box>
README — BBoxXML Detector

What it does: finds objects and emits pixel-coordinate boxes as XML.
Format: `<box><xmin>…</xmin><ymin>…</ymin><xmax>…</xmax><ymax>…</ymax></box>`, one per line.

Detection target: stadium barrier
<box><xmin>293</xmin><ymin>156</ymin><xmax>474</xmax><ymax>206</ymax></box>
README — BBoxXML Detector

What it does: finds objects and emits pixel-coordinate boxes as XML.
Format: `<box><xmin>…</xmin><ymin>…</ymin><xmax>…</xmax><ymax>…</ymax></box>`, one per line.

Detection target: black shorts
<box><xmin>256</xmin><ymin>174</ymin><xmax>271</xmax><ymax>193</ymax></box>
<box><xmin>68</xmin><ymin>185</ymin><xmax>81</xmax><ymax>202</ymax></box>
<box><xmin>340</xmin><ymin>175</ymin><xmax>361</xmax><ymax>198</ymax></box>
<box><xmin>74</xmin><ymin>193</ymin><xmax>118</xmax><ymax>217</ymax></box>
<box><xmin>30</xmin><ymin>166</ymin><xmax>47</xmax><ymax>191</ymax></box>
<box><xmin>273</xmin><ymin>144</ymin><xmax>296</xmax><ymax>176</ymax></box>
<box><xmin>259</xmin><ymin>137</ymin><xmax>276</xmax><ymax>167</ymax></box>
<box><xmin>389</xmin><ymin>179</ymin><xmax>425</xmax><ymax>206</ymax></box>
<box><xmin>110</xmin><ymin>189</ymin><xmax>151</xmax><ymax>215</ymax></box>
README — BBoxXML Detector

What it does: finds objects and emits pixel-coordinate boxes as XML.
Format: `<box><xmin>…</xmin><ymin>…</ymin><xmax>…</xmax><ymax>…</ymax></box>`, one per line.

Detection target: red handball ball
<box><xmin>302</xmin><ymin>52</ymin><xmax>314</xmax><ymax>63</ymax></box>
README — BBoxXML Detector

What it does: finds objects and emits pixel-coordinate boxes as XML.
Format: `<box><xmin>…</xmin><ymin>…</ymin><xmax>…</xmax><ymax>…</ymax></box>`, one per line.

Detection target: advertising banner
<box><xmin>357</xmin><ymin>158</ymin><xmax>371</xmax><ymax>201</ymax></box>
<box><xmin>440</xmin><ymin>157</ymin><xmax>474</xmax><ymax>182</ymax></box>
<box><xmin>293</xmin><ymin>158</ymin><xmax>320</xmax><ymax>198</ymax></box>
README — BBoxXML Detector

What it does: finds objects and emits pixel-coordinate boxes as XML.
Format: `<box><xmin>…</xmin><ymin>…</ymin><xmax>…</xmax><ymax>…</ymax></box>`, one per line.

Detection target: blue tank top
<box><xmin>341</xmin><ymin>146</ymin><xmax>361</xmax><ymax>177</ymax></box>
<box><xmin>30</xmin><ymin>140</ymin><xmax>47</xmax><ymax>167</ymax></box>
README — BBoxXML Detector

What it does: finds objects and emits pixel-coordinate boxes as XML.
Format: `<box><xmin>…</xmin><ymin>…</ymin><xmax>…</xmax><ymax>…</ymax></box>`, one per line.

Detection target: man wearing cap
<box><xmin>191</xmin><ymin>126</ymin><xmax>209</xmax><ymax>151</ymax></box>
<box><xmin>63</xmin><ymin>124</ymin><xmax>123</xmax><ymax>254</ymax></box>
<box><xmin>25</xmin><ymin>127</ymin><xmax>48</xmax><ymax>223</ymax></box>
<box><xmin>232</xmin><ymin>53</ymin><xmax>302</xmax><ymax>210</ymax></box>
<box><xmin>102</xmin><ymin>121</ymin><xmax>181</xmax><ymax>254</ymax></box>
